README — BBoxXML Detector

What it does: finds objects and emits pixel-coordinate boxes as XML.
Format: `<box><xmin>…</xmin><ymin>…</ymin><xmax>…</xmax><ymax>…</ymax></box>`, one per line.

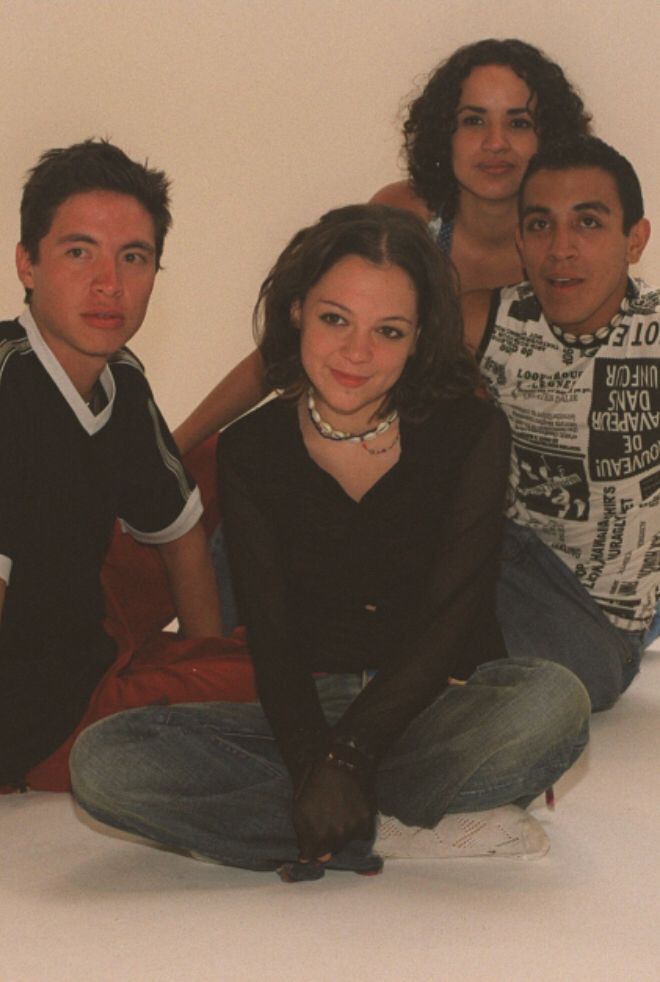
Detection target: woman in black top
<box><xmin>71</xmin><ymin>206</ymin><xmax>589</xmax><ymax>880</ymax></box>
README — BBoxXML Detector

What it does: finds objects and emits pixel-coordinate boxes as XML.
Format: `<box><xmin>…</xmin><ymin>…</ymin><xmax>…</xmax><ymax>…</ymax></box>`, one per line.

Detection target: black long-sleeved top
<box><xmin>217</xmin><ymin>395</ymin><xmax>510</xmax><ymax>780</ymax></box>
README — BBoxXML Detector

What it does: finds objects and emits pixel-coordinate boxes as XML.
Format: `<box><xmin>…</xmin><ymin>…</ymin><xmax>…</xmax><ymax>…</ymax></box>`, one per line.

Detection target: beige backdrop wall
<box><xmin>2</xmin><ymin>0</ymin><xmax>657</xmax><ymax>427</ymax></box>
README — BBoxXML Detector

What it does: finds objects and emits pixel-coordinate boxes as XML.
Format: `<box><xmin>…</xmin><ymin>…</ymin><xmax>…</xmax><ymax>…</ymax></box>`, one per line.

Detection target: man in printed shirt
<box><xmin>463</xmin><ymin>136</ymin><xmax>658</xmax><ymax>711</ymax></box>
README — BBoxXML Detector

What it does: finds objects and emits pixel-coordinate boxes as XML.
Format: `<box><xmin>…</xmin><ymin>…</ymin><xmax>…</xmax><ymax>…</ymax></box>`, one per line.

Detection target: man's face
<box><xmin>16</xmin><ymin>190</ymin><xmax>157</xmax><ymax>395</ymax></box>
<box><xmin>516</xmin><ymin>167</ymin><xmax>650</xmax><ymax>336</ymax></box>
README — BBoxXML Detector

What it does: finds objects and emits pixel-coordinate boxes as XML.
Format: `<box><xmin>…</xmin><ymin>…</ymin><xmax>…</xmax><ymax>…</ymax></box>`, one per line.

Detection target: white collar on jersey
<box><xmin>19</xmin><ymin>307</ymin><xmax>116</xmax><ymax>436</ymax></box>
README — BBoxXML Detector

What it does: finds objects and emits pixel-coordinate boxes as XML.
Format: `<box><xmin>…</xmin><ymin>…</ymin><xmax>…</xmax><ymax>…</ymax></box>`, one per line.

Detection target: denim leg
<box><xmin>71</xmin><ymin>702</ymin><xmax>294</xmax><ymax>870</ymax></box>
<box><xmin>70</xmin><ymin>676</ymin><xmax>376</xmax><ymax>874</ymax></box>
<box><xmin>209</xmin><ymin>524</ymin><xmax>239</xmax><ymax>637</ymax></box>
<box><xmin>615</xmin><ymin>598</ymin><xmax>660</xmax><ymax>691</ymax></box>
<box><xmin>614</xmin><ymin>627</ymin><xmax>648</xmax><ymax>693</ymax></box>
<box><xmin>496</xmin><ymin>519</ymin><xmax>637</xmax><ymax>711</ymax></box>
<box><xmin>376</xmin><ymin>657</ymin><xmax>590</xmax><ymax>827</ymax></box>
<box><xmin>71</xmin><ymin>664</ymin><xmax>588</xmax><ymax>869</ymax></box>
<box><xmin>643</xmin><ymin>598</ymin><xmax>660</xmax><ymax>648</ymax></box>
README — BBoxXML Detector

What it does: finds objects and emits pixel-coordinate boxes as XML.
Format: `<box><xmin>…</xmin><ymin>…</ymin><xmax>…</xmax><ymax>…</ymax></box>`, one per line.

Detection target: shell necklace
<box><xmin>306</xmin><ymin>389</ymin><xmax>399</xmax><ymax>454</ymax></box>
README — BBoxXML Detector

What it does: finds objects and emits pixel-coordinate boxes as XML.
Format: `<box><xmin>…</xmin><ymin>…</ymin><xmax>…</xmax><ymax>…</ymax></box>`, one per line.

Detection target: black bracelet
<box><xmin>322</xmin><ymin>749</ymin><xmax>360</xmax><ymax>774</ymax></box>
<box><xmin>322</xmin><ymin>740</ymin><xmax>374</xmax><ymax>776</ymax></box>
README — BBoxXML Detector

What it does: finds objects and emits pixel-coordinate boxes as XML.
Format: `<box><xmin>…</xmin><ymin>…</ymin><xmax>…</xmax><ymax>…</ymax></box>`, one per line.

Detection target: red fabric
<box><xmin>16</xmin><ymin>434</ymin><xmax>257</xmax><ymax>794</ymax></box>
<box><xmin>25</xmin><ymin>627</ymin><xmax>256</xmax><ymax>792</ymax></box>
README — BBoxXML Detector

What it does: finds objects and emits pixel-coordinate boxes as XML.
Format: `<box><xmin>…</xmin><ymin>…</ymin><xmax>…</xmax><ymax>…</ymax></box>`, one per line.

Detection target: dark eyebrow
<box><xmin>573</xmin><ymin>201</ymin><xmax>611</xmax><ymax>215</ymax></box>
<box><xmin>56</xmin><ymin>233</ymin><xmax>155</xmax><ymax>254</ymax></box>
<box><xmin>122</xmin><ymin>240</ymin><xmax>156</xmax><ymax>255</ymax></box>
<box><xmin>521</xmin><ymin>201</ymin><xmax>612</xmax><ymax>219</ymax></box>
<box><xmin>56</xmin><ymin>233</ymin><xmax>98</xmax><ymax>246</ymax></box>
<box><xmin>457</xmin><ymin>103</ymin><xmax>532</xmax><ymax>116</ymax></box>
<box><xmin>318</xmin><ymin>297</ymin><xmax>414</xmax><ymax>325</ymax></box>
<box><xmin>521</xmin><ymin>204</ymin><xmax>551</xmax><ymax>219</ymax></box>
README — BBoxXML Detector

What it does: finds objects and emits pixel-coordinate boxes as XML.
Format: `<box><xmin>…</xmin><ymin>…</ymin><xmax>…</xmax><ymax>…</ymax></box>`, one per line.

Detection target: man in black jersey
<box><xmin>0</xmin><ymin>140</ymin><xmax>250</xmax><ymax>792</ymax></box>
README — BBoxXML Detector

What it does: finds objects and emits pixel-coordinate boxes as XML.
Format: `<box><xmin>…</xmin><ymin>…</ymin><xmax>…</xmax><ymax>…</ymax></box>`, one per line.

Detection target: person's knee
<box><xmin>496</xmin><ymin>659</ymin><xmax>590</xmax><ymax>780</ymax></box>
<box><xmin>70</xmin><ymin>713</ymin><xmax>136</xmax><ymax>811</ymax></box>
<box><xmin>547</xmin><ymin>661</ymin><xmax>590</xmax><ymax>736</ymax></box>
<box><xmin>506</xmin><ymin>646</ymin><xmax>622</xmax><ymax>715</ymax></box>
<box><xmin>504</xmin><ymin>657</ymin><xmax>591</xmax><ymax>736</ymax></box>
<box><xmin>588</xmin><ymin>683</ymin><xmax>620</xmax><ymax>713</ymax></box>
<box><xmin>564</xmin><ymin>654</ymin><xmax>621</xmax><ymax>713</ymax></box>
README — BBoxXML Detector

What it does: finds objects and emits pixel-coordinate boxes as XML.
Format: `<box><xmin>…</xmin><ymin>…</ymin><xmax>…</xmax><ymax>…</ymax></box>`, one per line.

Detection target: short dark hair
<box><xmin>519</xmin><ymin>136</ymin><xmax>645</xmax><ymax>233</ymax></box>
<box><xmin>403</xmin><ymin>38</ymin><xmax>591</xmax><ymax>217</ymax></box>
<box><xmin>20</xmin><ymin>139</ymin><xmax>172</xmax><ymax>266</ymax></box>
<box><xmin>254</xmin><ymin>204</ymin><xmax>479</xmax><ymax>420</ymax></box>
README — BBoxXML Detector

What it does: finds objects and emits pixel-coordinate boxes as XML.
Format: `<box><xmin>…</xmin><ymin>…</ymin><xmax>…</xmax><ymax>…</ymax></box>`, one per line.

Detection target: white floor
<box><xmin>3</xmin><ymin>645</ymin><xmax>659</xmax><ymax>982</ymax></box>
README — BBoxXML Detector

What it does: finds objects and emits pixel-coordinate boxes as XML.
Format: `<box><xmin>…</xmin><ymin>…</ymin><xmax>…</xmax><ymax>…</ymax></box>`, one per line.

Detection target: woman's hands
<box><xmin>292</xmin><ymin>755</ymin><xmax>375</xmax><ymax>861</ymax></box>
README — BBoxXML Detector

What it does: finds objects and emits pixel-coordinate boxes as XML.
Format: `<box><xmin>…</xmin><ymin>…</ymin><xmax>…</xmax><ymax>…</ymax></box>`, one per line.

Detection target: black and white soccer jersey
<box><xmin>0</xmin><ymin>308</ymin><xmax>202</xmax><ymax>781</ymax></box>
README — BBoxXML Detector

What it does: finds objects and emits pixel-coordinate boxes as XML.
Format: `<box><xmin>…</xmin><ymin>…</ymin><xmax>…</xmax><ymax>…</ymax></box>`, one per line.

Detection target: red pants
<box><xmin>19</xmin><ymin>436</ymin><xmax>257</xmax><ymax>793</ymax></box>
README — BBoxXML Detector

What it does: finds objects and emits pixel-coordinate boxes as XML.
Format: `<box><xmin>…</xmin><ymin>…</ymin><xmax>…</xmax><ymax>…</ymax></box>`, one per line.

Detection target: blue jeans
<box><xmin>644</xmin><ymin>604</ymin><xmax>660</xmax><ymax>647</ymax></box>
<box><xmin>70</xmin><ymin>657</ymin><xmax>589</xmax><ymax>874</ymax></box>
<box><xmin>497</xmin><ymin>519</ymin><xmax>656</xmax><ymax>712</ymax></box>
<box><xmin>209</xmin><ymin>524</ymin><xmax>239</xmax><ymax>636</ymax></box>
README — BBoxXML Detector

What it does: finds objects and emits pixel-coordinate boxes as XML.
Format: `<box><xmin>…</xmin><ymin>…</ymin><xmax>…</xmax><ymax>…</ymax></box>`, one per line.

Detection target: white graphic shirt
<box><xmin>478</xmin><ymin>279</ymin><xmax>660</xmax><ymax>630</ymax></box>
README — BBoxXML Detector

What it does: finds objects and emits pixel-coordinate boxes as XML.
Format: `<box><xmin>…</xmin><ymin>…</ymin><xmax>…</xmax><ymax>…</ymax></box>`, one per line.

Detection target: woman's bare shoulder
<box><xmin>369</xmin><ymin>181</ymin><xmax>431</xmax><ymax>221</ymax></box>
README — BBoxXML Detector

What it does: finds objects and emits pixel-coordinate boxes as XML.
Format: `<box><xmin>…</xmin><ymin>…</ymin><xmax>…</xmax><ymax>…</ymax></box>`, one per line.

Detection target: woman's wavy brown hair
<box><xmin>254</xmin><ymin>204</ymin><xmax>479</xmax><ymax>421</ymax></box>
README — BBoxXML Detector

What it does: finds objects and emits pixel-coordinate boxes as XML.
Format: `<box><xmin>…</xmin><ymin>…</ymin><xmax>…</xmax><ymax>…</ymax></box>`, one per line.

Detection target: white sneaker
<box><xmin>375</xmin><ymin>805</ymin><xmax>550</xmax><ymax>860</ymax></box>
